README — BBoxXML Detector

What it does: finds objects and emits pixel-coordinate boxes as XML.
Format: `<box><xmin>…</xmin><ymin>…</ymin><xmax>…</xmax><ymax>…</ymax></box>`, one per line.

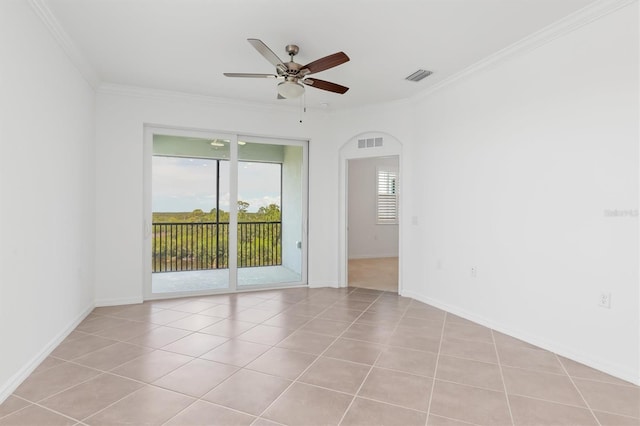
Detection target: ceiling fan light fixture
<box><xmin>277</xmin><ymin>81</ymin><xmax>304</xmax><ymax>99</ymax></box>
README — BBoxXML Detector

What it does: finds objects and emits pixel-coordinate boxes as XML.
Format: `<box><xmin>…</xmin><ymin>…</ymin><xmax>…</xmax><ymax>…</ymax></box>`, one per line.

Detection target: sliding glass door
<box><xmin>149</xmin><ymin>135</ymin><xmax>231</xmax><ymax>295</ymax></box>
<box><xmin>144</xmin><ymin>128</ymin><xmax>307</xmax><ymax>298</ymax></box>
<box><xmin>237</xmin><ymin>139</ymin><xmax>306</xmax><ymax>288</ymax></box>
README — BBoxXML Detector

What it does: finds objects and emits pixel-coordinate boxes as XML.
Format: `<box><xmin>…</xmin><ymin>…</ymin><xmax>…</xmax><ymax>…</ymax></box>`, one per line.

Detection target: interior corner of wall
<box><xmin>0</xmin><ymin>301</ymin><xmax>94</xmax><ymax>404</ymax></box>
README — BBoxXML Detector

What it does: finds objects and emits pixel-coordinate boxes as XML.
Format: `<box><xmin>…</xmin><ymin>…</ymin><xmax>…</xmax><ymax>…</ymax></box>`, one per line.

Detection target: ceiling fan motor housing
<box><xmin>285</xmin><ymin>44</ymin><xmax>299</xmax><ymax>57</ymax></box>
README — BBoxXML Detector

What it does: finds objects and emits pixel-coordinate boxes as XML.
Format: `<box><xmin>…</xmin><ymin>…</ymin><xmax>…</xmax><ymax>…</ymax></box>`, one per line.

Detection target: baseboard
<box><xmin>403</xmin><ymin>290</ymin><xmax>640</xmax><ymax>386</ymax></box>
<box><xmin>0</xmin><ymin>302</ymin><xmax>95</xmax><ymax>404</ymax></box>
<box><xmin>95</xmin><ymin>297</ymin><xmax>143</xmax><ymax>307</ymax></box>
<box><xmin>308</xmin><ymin>281</ymin><xmax>339</xmax><ymax>289</ymax></box>
<box><xmin>348</xmin><ymin>254</ymin><xmax>399</xmax><ymax>260</ymax></box>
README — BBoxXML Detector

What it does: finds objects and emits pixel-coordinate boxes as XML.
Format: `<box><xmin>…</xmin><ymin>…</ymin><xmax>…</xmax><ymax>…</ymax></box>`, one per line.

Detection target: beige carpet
<box><xmin>348</xmin><ymin>257</ymin><xmax>398</xmax><ymax>292</ymax></box>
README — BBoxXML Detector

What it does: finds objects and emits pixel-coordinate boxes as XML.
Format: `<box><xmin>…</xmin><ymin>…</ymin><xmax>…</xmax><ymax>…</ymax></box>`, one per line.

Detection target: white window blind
<box><xmin>376</xmin><ymin>168</ymin><xmax>398</xmax><ymax>224</ymax></box>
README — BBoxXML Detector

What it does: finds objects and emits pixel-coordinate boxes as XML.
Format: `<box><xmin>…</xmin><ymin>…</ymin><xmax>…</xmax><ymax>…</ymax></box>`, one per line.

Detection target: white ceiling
<box><xmin>43</xmin><ymin>0</ymin><xmax>599</xmax><ymax>110</ymax></box>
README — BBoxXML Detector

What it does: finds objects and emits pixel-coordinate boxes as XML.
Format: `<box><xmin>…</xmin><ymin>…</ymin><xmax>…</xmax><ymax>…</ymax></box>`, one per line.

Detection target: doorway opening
<box><xmin>347</xmin><ymin>156</ymin><xmax>399</xmax><ymax>292</ymax></box>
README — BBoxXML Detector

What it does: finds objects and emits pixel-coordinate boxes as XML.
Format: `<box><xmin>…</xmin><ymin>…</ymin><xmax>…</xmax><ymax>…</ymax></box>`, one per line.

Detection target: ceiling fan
<box><xmin>224</xmin><ymin>39</ymin><xmax>350</xmax><ymax>99</ymax></box>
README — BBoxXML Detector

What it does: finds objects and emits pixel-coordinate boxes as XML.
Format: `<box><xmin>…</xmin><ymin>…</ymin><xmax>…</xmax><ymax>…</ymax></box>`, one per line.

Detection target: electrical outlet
<box><xmin>470</xmin><ymin>267</ymin><xmax>477</xmax><ymax>278</ymax></box>
<box><xmin>436</xmin><ymin>260</ymin><xmax>443</xmax><ymax>270</ymax></box>
<box><xmin>598</xmin><ymin>292</ymin><xmax>611</xmax><ymax>309</ymax></box>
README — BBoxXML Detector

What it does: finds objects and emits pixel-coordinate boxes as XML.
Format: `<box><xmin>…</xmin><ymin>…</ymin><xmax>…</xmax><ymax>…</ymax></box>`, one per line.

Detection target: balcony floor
<box><xmin>152</xmin><ymin>266</ymin><xmax>302</xmax><ymax>294</ymax></box>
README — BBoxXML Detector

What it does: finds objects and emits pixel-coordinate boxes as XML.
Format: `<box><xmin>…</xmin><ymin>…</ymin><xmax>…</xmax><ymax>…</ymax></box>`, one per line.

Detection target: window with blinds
<box><xmin>376</xmin><ymin>167</ymin><xmax>398</xmax><ymax>224</ymax></box>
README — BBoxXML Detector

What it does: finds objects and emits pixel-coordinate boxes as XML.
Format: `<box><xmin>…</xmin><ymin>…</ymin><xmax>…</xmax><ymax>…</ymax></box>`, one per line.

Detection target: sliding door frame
<box><xmin>236</xmin><ymin>134</ymin><xmax>309</xmax><ymax>292</ymax></box>
<box><xmin>143</xmin><ymin>125</ymin><xmax>307</xmax><ymax>300</ymax></box>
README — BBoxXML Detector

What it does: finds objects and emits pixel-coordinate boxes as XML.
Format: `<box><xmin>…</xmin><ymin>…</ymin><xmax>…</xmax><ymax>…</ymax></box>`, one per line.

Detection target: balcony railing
<box><xmin>152</xmin><ymin>221</ymin><xmax>281</xmax><ymax>272</ymax></box>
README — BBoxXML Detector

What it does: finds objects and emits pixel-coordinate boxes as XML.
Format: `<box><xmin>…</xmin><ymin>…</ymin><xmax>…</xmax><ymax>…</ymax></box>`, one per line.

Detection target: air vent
<box><xmin>405</xmin><ymin>69</ymin><xmax>433</xmax><ymax>82</ymax></box>
<box><xmin>358</xmin><ymin>137</ymin><xmax>384</xmax><ymax>149</ymax></box>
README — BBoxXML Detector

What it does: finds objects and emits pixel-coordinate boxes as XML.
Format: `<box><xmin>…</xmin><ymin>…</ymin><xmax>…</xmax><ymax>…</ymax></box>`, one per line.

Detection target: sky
<box><xmin>152</xmin><ymin>156</ymin><xmax>281</xmax><ymax>213</ymax></box>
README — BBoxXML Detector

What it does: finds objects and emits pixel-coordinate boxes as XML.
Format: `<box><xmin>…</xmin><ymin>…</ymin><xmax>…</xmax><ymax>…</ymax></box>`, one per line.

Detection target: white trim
<box><xmin>403</xmin><ymin>290</ymin><xmax>640</xmax><ymax>386</ymax></box>
<box><xmin>229</xmin><ymin>135</ymin><xmax>239</xmax><ymax>292</ymax></box>
<box><xmin>94</xmin><ymin>297</ymin><xmax>144</xmax><ymax>308</ymax></box>
<box><xmin>308</xmin><ymin>281</ymin><xmax>339</xmax><ymax>289</ymax></box>
<box><xmin>143</xmin><ymin>126</ymin><xmax>237</xmax><ymax>299</ymax></box>
<box><xmin>98</xmin><ymin>83</ymin><xmax>309</xmax><ymax>114</ymax></box>
<box><xmin>0</xmin><ymin>303</ymin><xmax>94</xmax><ymax>404</ymax></box>
<box><xmin>410</xmin><ymin>0</ymin><xmax>637</xmax><ymax>103</ymax></box>
<box><xmin>143</xmin><ymin>125</ymin><xmax>309</xmax><ymax>298</ymax></box>
<box><xmin>340</xmin><ymin>133</ymin><xmax>403</xmax><ymax>293</ymax></box>
<box><xmin>236</xmin><ymin>136</ymin><xmax>310</xmax><ymax>289</ymax></box>
<box><xmin>348</xmin><ymin>254</ymin><xmax>399</xmax><ymax>260</ymax></box>
<box><xmin>29</xmin><ymin>0</ymin><xmax>632</xmax><ymax>110</ymax></box>
<box><xmin>144</xmin><ymin>284</ymin><xmax>307</xmax><ymax>301</ymax></box>
<box><xmin>28</xmin><ymin>0</ymin><xmax>101</xmax><ymax>88</ymax></box>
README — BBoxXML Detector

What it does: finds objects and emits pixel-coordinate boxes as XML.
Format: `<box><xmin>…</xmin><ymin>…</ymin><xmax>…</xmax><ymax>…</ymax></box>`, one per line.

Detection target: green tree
<box><xmin>238</xmin><ymin>200</ymin><xmax>250</xmax><ymax>221</ymax></box>
<box><xmin>257</xmin><ymin>203</ymin><xmax>281</xmax><ymax>221</ymax></box>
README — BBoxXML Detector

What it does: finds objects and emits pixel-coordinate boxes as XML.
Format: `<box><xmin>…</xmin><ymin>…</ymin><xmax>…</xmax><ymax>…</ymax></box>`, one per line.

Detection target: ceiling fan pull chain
<box><xmin>299</xmin><ymin>93</ymin><xmax>304</xmax><ymax>123</ymax></box>
<box><xmin>299</xmin><ymin>92</ymin><xmax>307</xmax><ymax>124</ymax></box>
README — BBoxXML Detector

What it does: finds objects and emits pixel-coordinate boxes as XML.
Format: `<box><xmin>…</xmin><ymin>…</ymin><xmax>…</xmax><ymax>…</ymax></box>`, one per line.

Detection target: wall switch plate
<box><xmin>470</xmin><ymin>267</ymin><xmax>477</xmax><ymax>278</ymax></box>
<box><xmin>598</xmin><ymin>292</ymin><xmax>611</xmax><ymax>309</ymax></box>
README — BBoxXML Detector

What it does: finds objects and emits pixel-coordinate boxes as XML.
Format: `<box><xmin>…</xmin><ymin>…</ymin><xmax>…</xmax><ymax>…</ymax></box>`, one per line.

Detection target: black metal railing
<box><xmin>152</xmin><ymin>221</ymin><xmax>281</xmax><ymax>273</ymax></box>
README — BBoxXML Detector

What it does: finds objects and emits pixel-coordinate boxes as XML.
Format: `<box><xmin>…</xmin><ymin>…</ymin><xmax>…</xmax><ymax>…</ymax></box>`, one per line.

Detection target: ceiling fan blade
<box><xmin>223</xmin><ymin>73</ymin><xmax>278</xmax><ymax>78</ymax></box>
<box><xmin>301</xmin><ymin>52</ymin><xmax>349</xmax><ymax>75</ymax></box>
<box><xmin>302</xmin><ymin>78</ymin><xmax>349</xmax><ymax>94</ymax></box>
<box><xmin>247</xmin><ymin>39</ymin><xmax>287</xmax><ymax>73</ymax></box>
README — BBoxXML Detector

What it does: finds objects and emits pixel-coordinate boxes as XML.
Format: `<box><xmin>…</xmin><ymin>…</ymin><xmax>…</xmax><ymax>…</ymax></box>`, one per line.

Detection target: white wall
<box><xmin>95</xmin><ymin>89</ymin><xmax>334</xmax><ymax>303</ymax></box>
<box><xmin>406</xmin><ymin>3</ymin><xmax>639</xmax><ymax>383</ymax></box>
<box><xmin>348</xmin><ymin>156</ymin><xmax>399</xmax><ymax>258</ymax></box>
<box><xmin>91</xmin><ymin>1</ymin><xmax>638</xmax><ymax>384</ymax></box>
<box><xmin>0</xmin><ymin>1</ymin><xmax>96</xmax><ymax>400</ymax></box>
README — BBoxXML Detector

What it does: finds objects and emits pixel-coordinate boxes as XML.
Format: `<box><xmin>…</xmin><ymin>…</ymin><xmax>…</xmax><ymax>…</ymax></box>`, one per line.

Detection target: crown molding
<box><xmin>411</xmin><ymin>0</ymin><xmax>637</xmax><ymax>103</ymax></box>
<box><xmin>28</xmin><ymin>0</ymin><xmax>101</xmax><ymax>88</ymax></box>
<box><xmin>97</xmin><ymin>83</ymin><xmax>321</xmax><ymax>114</ymax></box>
<box><xmin>28</xmin><ymin>0</ymin><xmax>634</xmax><ymax>109</ymax></box>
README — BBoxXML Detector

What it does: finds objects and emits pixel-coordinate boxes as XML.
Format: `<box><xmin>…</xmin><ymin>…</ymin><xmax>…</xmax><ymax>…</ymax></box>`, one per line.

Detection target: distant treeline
<box><xmin>153</xmin><ymin>201</ymin><xmax>281</xmax><ymax>223</ymax></box>
<box><xmin>152</xmin><ymin>202</ymin><xmax>282</xmax><ymax>272</ymax></box>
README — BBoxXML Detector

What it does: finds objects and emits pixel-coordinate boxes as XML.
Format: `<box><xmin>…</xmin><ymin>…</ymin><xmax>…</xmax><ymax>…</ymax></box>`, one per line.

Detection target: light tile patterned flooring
<box><xmin>1</xmin><ymin>287</ymin><xmax>638</xmax><ymax>425</ymax></box>
<box><xmin>348</xmin><ymin>257</ymin><xmax>398</xmax><ymax>292</ymax></box>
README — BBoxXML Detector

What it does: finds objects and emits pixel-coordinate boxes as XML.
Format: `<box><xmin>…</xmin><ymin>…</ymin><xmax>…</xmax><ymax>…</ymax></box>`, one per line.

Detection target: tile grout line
<box><xmin>6</xmin><ymin>388</ymin><xmax>110</xmax><ymax>425</ymax></box>
<box><xmin>26</xmin><ymin>356</ymin><xmax>199</xmax><ymax>424</ymax></box>
<box><xmin>156</xmin><ymin>291</ymin><xmax>337</xmax><ymax>426</ymax></box>
<box><xmin>336</xmin><ymin>293</ymin><xmax>414</xmax><ymax>425</ymax></box>
<box><xmin>3</xmin><ymin>398</ymin><xmax>85</xmax><ymax>424</ymax></box>
<box><xmin>160</xmin><ymin>287</ymin><xmax>367</xmax><ymax>426</ymax></box>
<box><xmin>254</xmin><ymin>288</ymin><xmax>384</xmax><ymax>424</ymax></box>
<box><xmin>490</xmin><ymin>329</ymin><xmax>515</xmax><ymax>426</ymax></box>
<box><xmin>427</xmin><ymin>413</ymin><xmax>481</xmax><ymax>426</ymax></box>
<box><xmin>159</xmin><ymin>293</ymin><xmax>341</xmax><ymax>423</ymax></box>
<box><xmin>22</xmin><ymin>287</ymin><xmax>623</xmax><ymax>425</ymax></box>
<box><xmin>28</xmin><ymin>290</ymin><xmax>316</xmax><ymax>423</ymax></box>
<box><xmin>554</xmin><ymin>353</ymin><xmax>602</xmax><ymax>426</ymax></box>
<box><xmin>0</xmin><ymin>395</ymin><xmax>33</xmax><ymax>421</ymax></box>
<box><xmin>78</xmin><ymin>384</ymin><xmax>153</xmax><ymax>423</ymax></box>
<box><xmin>43</xmin><ymin>335</ymin><xmax>254</xmax><ymax>424</ymax></box>
<box><xmin>423</xmin><ymin>310</ymin><xmax>447</xmax><ymax>426</ymax></box>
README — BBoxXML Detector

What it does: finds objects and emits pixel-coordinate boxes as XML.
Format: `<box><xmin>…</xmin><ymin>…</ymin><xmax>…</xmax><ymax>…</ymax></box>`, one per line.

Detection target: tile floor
<box><xmin>348</xmin><ymin>258</ymin><xmax>398</xmax><ymax>292</ymax></box>
<box><xmin>1</xmin><ymin>287</ymin><xmax>638</xmax><ymax>426</ymax></box>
